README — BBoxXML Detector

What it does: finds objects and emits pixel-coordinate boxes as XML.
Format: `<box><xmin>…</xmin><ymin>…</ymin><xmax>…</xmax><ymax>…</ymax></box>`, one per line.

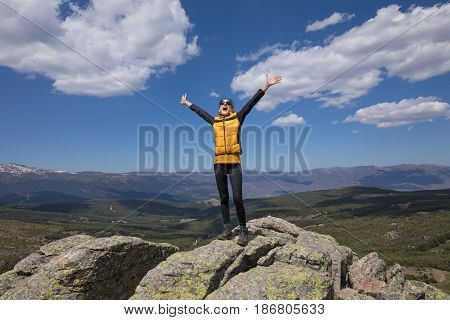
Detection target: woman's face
<box><xmin>219</xmin><ymin>99</ymin><xmax>232</xmax><ymax>116</ymax></box>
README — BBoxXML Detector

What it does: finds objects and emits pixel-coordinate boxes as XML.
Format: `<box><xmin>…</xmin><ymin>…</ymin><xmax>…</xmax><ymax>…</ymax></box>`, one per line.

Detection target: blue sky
<box><xmin>1</xmin><ymin>0</ymin><xmax>449</xmax><ymax>172</ymax></box>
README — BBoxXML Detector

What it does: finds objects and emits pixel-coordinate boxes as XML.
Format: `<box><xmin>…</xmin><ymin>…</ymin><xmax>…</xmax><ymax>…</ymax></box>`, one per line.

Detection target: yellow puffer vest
<box><xmin>213</xmin><ymin>112</ymin><xmax>241</xmax><ymax>156</ymax></box>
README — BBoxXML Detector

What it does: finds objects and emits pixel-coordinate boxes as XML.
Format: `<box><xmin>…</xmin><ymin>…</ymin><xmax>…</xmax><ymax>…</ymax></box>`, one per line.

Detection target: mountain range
<box><xmin>1</xmin><ymin>163</ymin><xmax>450</xmax><ymax>205</ymax></box>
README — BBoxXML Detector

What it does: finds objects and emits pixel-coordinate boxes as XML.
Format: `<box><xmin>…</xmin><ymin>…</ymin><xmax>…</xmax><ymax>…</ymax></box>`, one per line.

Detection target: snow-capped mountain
<box><xmin>0</xmin><ymin>163</ymin><xmax>69</xmax><ymax>175</ymax></box>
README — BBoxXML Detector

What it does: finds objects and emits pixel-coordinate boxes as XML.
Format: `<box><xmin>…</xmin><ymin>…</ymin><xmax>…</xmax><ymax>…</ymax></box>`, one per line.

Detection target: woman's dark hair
<box><xmin>219</xmin><ymin>98</ymin><xmax>234</xmax><ymax>107</ymax></box>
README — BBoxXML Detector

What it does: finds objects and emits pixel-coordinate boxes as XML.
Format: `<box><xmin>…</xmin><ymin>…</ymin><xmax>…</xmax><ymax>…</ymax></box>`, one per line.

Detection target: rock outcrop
<box><xmin>0</xmin><ymin>216</ymin><xmax>448</xmax><ymax>300</ymax></box>
<box><xmin>348</xmin><ymin>252</ymin><xmax>388</xmax><ymax>293</ymax></box>
<box><xmin>0</xmin><ymin>235</ymin><xmax>178</xmax><ymax>299</ymax></box>
<box><xmin>132</xmin><ymin>216</ymin><xmax>448</xmax><ymax>300</ymax></box>
<box><xmin>347</xmin><ymin>253</ymin><xmax>448</xmax><ymax>300</ymax></box>
<box><xmin>131</xmin><ymin>216</ymin><xmax>349</xmax><ymax>300</ymax></box>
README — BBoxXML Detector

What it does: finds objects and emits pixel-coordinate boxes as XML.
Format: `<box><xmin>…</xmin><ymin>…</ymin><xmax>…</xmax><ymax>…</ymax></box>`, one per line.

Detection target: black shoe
<box><xmin>237</xmin><ymin>226</ymin><xmax>249</xmax><ymax>246</ymax></box>
<box><xmin>218</xmin><ymin>224</ymin><xmax>232</xmax><ymax>240</ymax></box>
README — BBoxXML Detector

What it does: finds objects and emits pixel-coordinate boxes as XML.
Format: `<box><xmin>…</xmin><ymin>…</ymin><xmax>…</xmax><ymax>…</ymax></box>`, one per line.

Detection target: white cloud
<box><xmin>209</xmin><ymin>90</ymin><xmax>219</xmax><ymax>98</ymax></box>
<box><xmin>306</xmin><ymin>12</ymin><xmax>355</xmax><ymax>32</ymax></box>
<box><xmin>231</xmin><ymin>4</ymin><xmax>450</xmax><ymax>111</ymax></box>
<box><xmin>352</xmin><ymin>130</ymin><xmax>361</xmax><ymax>134</ymax></box>
<box><xmin>236</xmin><ymin>43</ymin><xmax>286</xmax><ymax>62</ymax></box>
<box><xmin>0</xmin><ymin>0</ymin><xmax>199</xmax><ymax>96</ymax></box>
<box><xmin>272</xmin><ymin>113</ymin><xmax>306</xmax><ymax>126</ymax></box>
<box><xmin>25</xmin><ymin>73</ymin><xmax>36</xmax><ymax>80</ymax></box>
<box><xmin>344</xmin><ymin>96</ymin><xmax>450</xmax><ymax>128</ymax></box>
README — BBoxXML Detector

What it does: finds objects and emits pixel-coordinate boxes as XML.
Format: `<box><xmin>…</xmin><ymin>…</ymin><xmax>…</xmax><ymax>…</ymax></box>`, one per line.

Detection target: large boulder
<box><xmin>348</xmin><ymin>253</ymin><xmax>449</xmax><ymax>300</ymax></box>
<box><xmin>348</xmin><ymin>252</ymin><xmax>387</xmax><ymax>293</ymax></box>
<box><xmin>0</xmin><ymin>235</ymin><xmax>178</xmax><ymax>299</ymax></box>
<box><xmin>131</xmin><ymin>236</ymin><xmax>284</xmax><ymax>299</ymax></box>
<box><xmin>132</xmin><ymin>216</ymin><xmax>340</xmax><ymax>300</ymax></box>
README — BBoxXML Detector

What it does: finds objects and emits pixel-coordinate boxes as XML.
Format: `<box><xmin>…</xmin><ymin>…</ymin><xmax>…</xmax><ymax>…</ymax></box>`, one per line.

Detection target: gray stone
<box><xmin>401</xmin><ymin>280</ymin><xmax>449</xmax><ymax>300</ymax></box>
<box><xmin>336</xmin><ymin>288</ymin><xmax>375</xmax><ymax>300</ymax></box>
<box><xmin>0</xmin><ymin>235</ymin><xmax>178</xmax><ymax>299</ymax></box>
<box><xmin>2</xmin><ymin>215</ymin><xmax>447</xmax><ymax>301</ymax></box>
<box><xmin>13</xmin><ymin>235</ymin><xmax>94</xmax><ymax>276</ymax></box>
<box><xmin>131</xmin><ymin>239</ymin><xmax>244</xmax><ymax>300</ymax></box>
<box><xmin>233</xmin><ymin>216</ymin><xmax>303</xmax><ymax>244</ymax></box>
<box><xmin>0</xmin><ymin>270</ymin><xmax>26</xmax><ymax>296</ymax></box>
<box><xmin>272</xmin><ymin>242</ymin><xmax>332</xmax><ymax>273</ymax></box>
<box><xmin>386</xmin><ymin>263</ymin><xmax>405</xmax><ymax>292</ymax></box>
<box><xmin>348</xmin><ymin>252</ymin><xmax>387</xmax><ymax>293</ymax></box>
<box><xmin>219</xmin><ymin>236</ymin><xmax>283</xmax><ymax>286</ymax></box>
<box><xmin>296</xmin><ymin>230</ymin><xmax>354</xmax><ymax>292</ymax></box>
<box><xmin>206</xmin><ymin>262</ymin><xmax>333</xmax><ymax>300</ymax></box>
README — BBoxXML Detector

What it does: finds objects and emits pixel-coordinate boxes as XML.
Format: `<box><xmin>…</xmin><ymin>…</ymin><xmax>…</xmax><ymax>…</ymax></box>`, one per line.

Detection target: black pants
<box><xmin>214</xmin><ymin>163</ymin><xmax>246</xmax><ymax>226</ymax></box>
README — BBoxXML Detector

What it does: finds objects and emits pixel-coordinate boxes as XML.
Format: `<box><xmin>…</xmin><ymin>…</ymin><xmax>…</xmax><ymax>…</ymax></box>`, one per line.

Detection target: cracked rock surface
<box><xmin>131</xmin><ymin>216</ymin><xmax>448</xmax><ymax>300</ymax></box>
<box><xmin>132</xmin><ymin>216</ymin><xmax>353</xmax><ymax>300</ymax></box>
<box><xmin>1</xmin><ymin>216</ymin><xmax>448</xmax><ymax>300</ymax></box>
<box><xmin>0</xmin><ymin>235</ymin><xmax>178</xmax><ymax>299</ymax></box>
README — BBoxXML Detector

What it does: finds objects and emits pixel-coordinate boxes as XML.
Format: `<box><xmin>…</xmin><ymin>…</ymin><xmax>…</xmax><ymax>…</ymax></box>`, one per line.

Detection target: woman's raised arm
<box><xmin>237</xmin><ymin>74</ymin><xmax>282</xmax><ymax>123</ymax></box>
<box><xmin>180</xmin><ymin>93</ymin><xmax>214</xmax><ymax>124</ymax></box>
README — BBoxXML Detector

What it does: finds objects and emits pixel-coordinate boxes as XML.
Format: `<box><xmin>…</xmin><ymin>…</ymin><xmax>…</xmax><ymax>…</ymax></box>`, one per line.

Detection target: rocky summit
<box><xmin>0</xmin><ymin>216</ymin><xmax>448</xmax><ymax>300</ymax></box>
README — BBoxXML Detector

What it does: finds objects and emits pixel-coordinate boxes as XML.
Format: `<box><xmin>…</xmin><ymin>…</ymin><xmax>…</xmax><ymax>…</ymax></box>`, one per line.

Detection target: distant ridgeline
<box><xmin>1</xmin><ymin>163</ymin><xmax>450</xmax><ymax>204</ymax></box>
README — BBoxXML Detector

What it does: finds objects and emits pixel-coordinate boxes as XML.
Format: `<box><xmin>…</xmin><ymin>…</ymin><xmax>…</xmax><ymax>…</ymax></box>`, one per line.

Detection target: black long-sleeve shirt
<box><xmin>187</xmin><ymin>88</ymin><xmax>266</xmax><ymax>163</ymax></box>
<box><xmin>188</xmin><ymin>88</ymin><xmax>266</xmax><ymax>125</ymax></box>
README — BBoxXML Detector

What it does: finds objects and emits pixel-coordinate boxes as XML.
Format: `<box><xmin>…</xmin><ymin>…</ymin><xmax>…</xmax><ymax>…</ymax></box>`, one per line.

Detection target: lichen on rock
<box><xmin>207</xmin><ymin>262</ymin><xmax>333</xmax><ymax>300</ymax></box>
<box><xmin>1</xmin><ymin>215</ymin><xmax>447</xmax><ymax>300</ymax></box>
<box><xmin>0</xmin><ymin>235</ymin><xmax>178</xmax><ymax>300</ymax></box>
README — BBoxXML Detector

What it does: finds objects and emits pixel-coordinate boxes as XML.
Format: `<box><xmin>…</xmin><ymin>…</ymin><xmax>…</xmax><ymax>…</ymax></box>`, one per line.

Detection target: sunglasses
<box><xmin>220</xmin><ymin>100</ymin><xmax>232</xmax><ymax>106</ymax></box>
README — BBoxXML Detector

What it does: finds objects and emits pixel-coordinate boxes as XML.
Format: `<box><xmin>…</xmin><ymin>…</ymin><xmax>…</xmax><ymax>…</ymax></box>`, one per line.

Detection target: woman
<box><xmin>180</xmin><ymin>74</ymin><xmax>282</xmax><ymax>246</ymax></box>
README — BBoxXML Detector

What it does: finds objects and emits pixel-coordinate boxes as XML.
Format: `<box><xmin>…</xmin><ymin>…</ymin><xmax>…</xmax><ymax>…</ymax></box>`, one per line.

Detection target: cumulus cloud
<box><xmin>344</xmin><ymin>96</ymin><xmax>450</xmax><ymax>128</ymax></box>
<box><xmin>0</xmin><ymin>0</ymin><xmax>199</xmax><ymax>96</ymax></box>
<box><xmin>209</xmin><ymin>89</ymin><xmax>219</xmax><ymax>98</ymax></box>
<box><xmin>236</xmin><ymin>43</ymin><xmax>287</xmax><ymax>62</ymax></box>
<box><xmin>306</xmin><ymin>12</ymin><xmax>355</xmax><ymax>32</ymax></box>
<box><xmin>272</xmin><ymin>113</ymin><xmax>306</xmax><ymax>126</ymax></box>
<box><xmin>231</xmin><ymin>4</ymin><xmax>450</xmax><ymax>111</ymax></box>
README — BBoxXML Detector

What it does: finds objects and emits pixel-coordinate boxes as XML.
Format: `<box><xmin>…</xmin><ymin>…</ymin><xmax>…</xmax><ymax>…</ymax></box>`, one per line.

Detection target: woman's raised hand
<box><xmin>180</xmin><ymin>93</ymin><xmax>188</xmax><ymax>105</ymax></box>
<box><xmin>265</xmin><ymin>74</ymin><xmax>282</xmax><ymax>86</ymax></box>
<box><xmin>261</xmin><ymin>74</ymin><xmax>282</xmax><ymax>92</ymax></box>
